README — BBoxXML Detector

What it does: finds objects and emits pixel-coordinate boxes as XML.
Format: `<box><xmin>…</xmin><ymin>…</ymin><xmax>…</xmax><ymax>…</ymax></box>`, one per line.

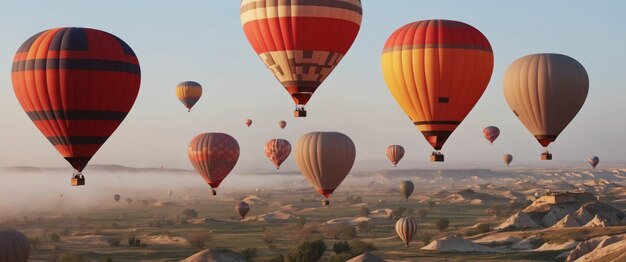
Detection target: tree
<box><xmin>436</xmin><ymin>218</ymin><xmax>450</xmax><ymax>231</ymax></box>
<box><xmin>183</xmin><ymin>209</ymin><xmax>198</xmax><ymax>219</ymax></box>
<box><xmin>241</xmin><ymin>247</ymin><xmax>258</xmax><ymax>261</ymax></box>
<box><xmin>185</xmin><ymin>232</ymin><xmax>213</xmax><ymax>249</ymax></box>
<box><xmin>262</xmin><ymin>229</ymin><xmax>277</xmax><ymax>249</ymax></box>
<box><xmin>427</xmin><ymin>201</ymin><xmax>436</xmax><ymax>211</ymax></box>
<box><xmin>50</xmin><ymin>233</ymin><xmax>61</xmax><ymax>242</ymax></box>
<box><xmin>333</xmin><ymin>241</ymin><xmax>350</xmax><ymax>254</ymax></box>
<box><xmin>417</xmin><ymin>208</ymin><xmax>428</xmax><ymax>219</ymax></box>
<box><xmin>359</xmin><ymin>206</ymin><xmax>370</xmax><ymax>217</ymax></box>
<box><xmin>322</xmin><ymin>224</ymin><xmax>357</xmax><ymax>239</ymax></box>
<box><xmin>349</xmin><ymin>240</ymin><xmax>376</xmax><ymax>256</ymax></box>
<box><xmin>356</xmin><ymin>221</ymin><xmax>373</xmax><ymax>233</ymax></box>
<box><xmin>286</xmin><ymin>239</ymin><xmax>326</xmax><ymax>262</ymax></box>
<box><xmin>419</xmin><ymin>231</ymin><xmax>432</xmax><ymax>245</ymax></box>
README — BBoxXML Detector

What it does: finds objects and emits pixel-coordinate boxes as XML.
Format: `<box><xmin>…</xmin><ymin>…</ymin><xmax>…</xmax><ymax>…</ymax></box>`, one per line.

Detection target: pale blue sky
<box><xmin>0</xmin><ymin>1</ymin><xmax>624</xmax><ymax>171</ymax></box>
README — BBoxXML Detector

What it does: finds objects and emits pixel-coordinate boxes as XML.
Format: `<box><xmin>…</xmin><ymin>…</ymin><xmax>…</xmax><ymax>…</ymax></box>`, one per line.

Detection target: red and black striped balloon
<box><xmin>11</xmin><ymin>27</ymin><xmax>141</xmax><ymax>172</ymax></box>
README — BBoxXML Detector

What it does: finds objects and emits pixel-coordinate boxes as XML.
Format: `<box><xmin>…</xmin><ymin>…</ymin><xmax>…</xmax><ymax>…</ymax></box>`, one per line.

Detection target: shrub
<box><xmin>108</xmin><ymin>238</ymin><xmax>121</xmax><ymax>246</ymax></box>
<box><xmin>322</xmin><ymin>224</ymin><xmax>357</xmax><ymax>239</ymax></box>
<box><xmin>50</xmin><ymin>233</ymin><xmax>61</xmax><ymax>242</ymax></box>
<box><xmin>419</xmin><ymin>231</ymin><xmax>432</xmax><ymax>245</ymax></box>
<box><xmin>262</xmin><ymin>230</ymin><xmax>277</xmax><ymax>249</ymax></box>
<box><xmin>427</xmin><ymin>201</ymin><xmax>436</xmax><ymax>211</ymax></box>
<box><xmin>285</xmin><ymin>239</ymin><xmax>326</xmax><ymax>262</ymax></box>
<box><xmin>29</xmin><ymin>237</ymin><xmax>41</xmax><ymax>249</ymax></box>
<box><xmin>186</xmin><ymin>232</ymin><xmax>213</xmax><ymax>249</ymax></box>
<box><xmin>436</xmin><ymin>218</ymin><xmax>450</xmax><ymax>231</ymax></box>
<box><xmin>349</xmin><ymin>239</ymin><xmax>376</xmax><ymax>256</ymax></box>
<box><xmin>333</xmin><ymin>241</ymin><xmax>350</xmax><ymax>254</ymax></box>
<box><xmin>356</xmin><ymin>221</ymin><xmax>373</xmax><ymax>232</ymax></box>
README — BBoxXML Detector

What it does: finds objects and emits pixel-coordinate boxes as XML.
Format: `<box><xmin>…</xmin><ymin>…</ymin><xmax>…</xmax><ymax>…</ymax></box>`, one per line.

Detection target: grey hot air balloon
<box><xmin>235</xmin><ymin>201</ymin><xmax>250</xmax><ymax>218</ymax></box>
<box><xmin>395</xmin><ymin>217</ymin><xmax>418</xmax><ymax>247</ymax></box>
<box><xmin>503</xmin><ymin>53</ymin><xmax>588</xmax><ymax>160</ymax></box>
<box><xmin>0</xmin><ymin>228</ymin><xmax>30</xmax><ymax>262</ymax></box>
<box><xmin>588</xmin><ymin>156</ymin><xmax>599</xmax><ymax>169</ymax></box>
<box><xmin>295</xmin><ymin>132</ymin><xmax>356</xmax><ymax>205</ymax></box>
<box><xmin>503</xmin><ymin>154</ymin><xmax>513</xmax><ymax>166</ymax></box>
<box><xmin>399</xmin><ymin>181</ymin><xmax>414</xmax><ymax>201</ymax></box>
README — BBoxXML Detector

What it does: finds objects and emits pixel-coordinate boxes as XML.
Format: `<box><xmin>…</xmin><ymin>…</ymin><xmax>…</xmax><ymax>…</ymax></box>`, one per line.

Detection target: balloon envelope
<box><xmin>279</xmin><ymin>120</ymin><xmax>287</xmax><ymax>130</ymax></box>
<box><xmin>0</xmin><ymin>228</ymin><xmax>30</xmax><ymax>262</ymax></box>
<box><xmin>386</xmin><ymin>145</ymin><xmax>405</xmax><ymax>167</ymax></box>
<box><xmin>11</xmin><ymin>27</ymin><xmax>141</xmax><ymax>173</ymax></box>
<box><xmin>382</xmin><ymin>20</ymin><xmax>493</xmax><ymax>151</ymax></box>
<box><xmin>588</xmin><ymin>156</ymin><xmax>599</xmax><ymax>169</ymax></box>
<box><xmin>114</xmin><ymin>194</ymin><xmax>121</xmax><ymax>202</ymax></box>
<box><xmin>240</xmin><ymin>0</ymin><xmax>362</xmax><ymax>109</ymax></box>
<box><xmin>395</xmin><ymin>217</ymin><xmax>418</xmax><ymax>247</ymax></box>
<box><xmin>503</xmin><ymin>154</ymin><xmax>513</xmax><ymax>166</ymax></box>
<box><xmin>295</xmin><ymin>132</ymin><xmax>356</xmax><ymax>200</ymax></box>
<box><xmin>264</xmin><ymin>139</ymin><xmax>292</xmax><ymax>169</ymax></box>
<box><xmin>483</xmin><ymin>126</ymin><xmax>500</xmax><ymax>144</ymax></box>
<box><xmin>399</xmin><ymin>181</ymin><xmax>414</xmax><ymax>201</ymax></box>
<box><xmin>176</xmin><ymin>81</ymin><xmax>202</xmax><ymax>112</ymax></box>
<box><xmin>235</xmin><ymin>201</ymin><xmax>250</xmax><ymax>218</ymax></box>
<box><xmin>188</xmin><ymin>133</ymin><xmax>240</xmax><ymax>192</ymax></box>
<box><xmin>503</xmin><ymin>53</ymin><xmax>588</xmax><ymax>148</ymax></box>
<box><xmin>245</xmin><ymin>119</ymin><xmax>252</xmax><ymax>127</ymax></box>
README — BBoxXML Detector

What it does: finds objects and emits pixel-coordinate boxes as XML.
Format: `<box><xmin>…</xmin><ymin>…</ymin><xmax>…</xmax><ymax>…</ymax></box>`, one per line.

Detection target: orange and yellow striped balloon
<box><xmin>176</xmin><ymin>81</ymin><xmax>202</xmax><ymax>112</ymax></box>
<box><xmin>382</xmin><ymin>20</ymin><xmax>494</xmax><ymax>153</ymax></box>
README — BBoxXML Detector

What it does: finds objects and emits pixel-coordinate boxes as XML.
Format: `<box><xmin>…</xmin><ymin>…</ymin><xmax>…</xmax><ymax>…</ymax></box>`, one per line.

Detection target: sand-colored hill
<box><xmin>422</xmin><ymin>235</ymin><xmax>495</xmax><ymax>252</ymax></box>
<box><xmin>346</xmin><ymin>252</ymin><xmax>386</xmax><ymax>262</ymax></box>
<box><xmin>551</xmin><ymin>214</ymin><xmax>581</xmax><ymax>228</ymax></box>
<box><xmin>438</xmin><ymin>189</ymin><xmax>510</xmax><ymax>205</ymax></box>
<box><xmin>181</xmin><ymin>249</ymin><xmax>244</xmax><ymax>262</ymax></box>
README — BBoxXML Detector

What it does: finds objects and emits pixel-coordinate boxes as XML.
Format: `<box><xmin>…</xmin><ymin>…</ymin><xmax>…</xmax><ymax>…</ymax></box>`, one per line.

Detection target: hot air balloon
<box><xmin>256</xmin><ymin>188</ymin><xmax>261</xmax><ymax>194</ymax></box>
<box><xmin>188</xmin><ymin>133</ymin><xmax>240</xmax><ymax>195</ymax></box>
<box><xmin>279</xmin><ymin>120</ymin><xmax>287</xmax><ymax>130</ymax></box>
<box><xmin>245</xmin><ymin>119</ymin><xmax>252</xmax><ymax>128</ymax></box>
<box><xmin>114</xmin><ymin>194</ymin><xmax>121</xmax><ymax>202</ymax></box>
<box><xmin>176</xmin><ymin>81</ymin><xmax>202</xmax><ymax>112</ymax></box>
<box><xmin>503</xmin><ymin>154</ymin><xmax>513</xmax><ymax>166</ymax></box>
<box><xmin>11</xmin><ymin>28</ymin><xmax>141</xmax><ymax>186</ymax></box>
<box><xmin>0</xmin><ymin>228</ymin><xmax>30</xmax><ymax>262</ymax></box>
<box><xmin>395</xmin><ymin>217</ymin><xmax>418</xmax><ymax>247</ymax></box>
<box><xmin>503</xmin><ymin>54</ymin><xmax>588</xmax><ymax>160</ymax></box>
<box><xmin>399</xmin><ymin>181</ymin><xmax>414</xmax><ymax>202</ymax></box>
<box><xmin>295</xmin><ymin>132</ymin><xmax>356</xmax><ymax>205</ymax></box>
<box><xmin>240</xmin><ymin>0</ymin><xmax>362</xmax><ymax>117</ymax></box>
<box><xmin>386</xmin><ymin>145</ymin><xmax>405</xmax><ymax>167</ymax></box>
<box><xmin>264</xmin><ymin>139</ymin><xmax>292</xmax><ymax>169</ymax></box>
<box><xmin>483</xmin><ymin>126</ymin><xmax>500</xmax><ymax>144</ymax></box>
<box><xmin>588</xmin><ymin>156</ymin><xmax>599</xmax><ymax>169</ymax></box>
<box><xmin>382</xmin><ymin>20</ymin><xmax>494</xmax><ymax>162</ymax></box>
<box><xmin>167</xmin><ymin>190</ymin><xmax>173</xmax><ymax>196</ymax></box>
<box><xmin>235</xmin><ymin>201</ymin><xmax>250</xmax><ymax>218</ymax></box>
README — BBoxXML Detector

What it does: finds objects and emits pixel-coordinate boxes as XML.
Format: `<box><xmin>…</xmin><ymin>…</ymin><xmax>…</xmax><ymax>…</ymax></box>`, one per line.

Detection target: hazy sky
<box><xmin>0</xmin><ymin>1</ymin><xmax>624</xmax><ymax>171</ymax></box>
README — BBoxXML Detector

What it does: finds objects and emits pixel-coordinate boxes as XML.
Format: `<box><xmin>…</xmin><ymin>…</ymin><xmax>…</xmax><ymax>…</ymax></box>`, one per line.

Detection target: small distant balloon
<box><xmin>588</xmin><ymin>156</ymin><xmax>599</xmax><ymax>169</ymax></box>
<box><xmin>483</xmin><ymin>126</ymin><xmax>500</xmax><ymax>144</ymax></box>
<box><xmin>395</xmin><ymin>217</ymin><xmax>418</xmax><ymax>247</ymax></box>
<box><xmin>386</xmin><ymin>145</ymin><xmax>405</xmax><ymax>167</ymax></box>
<box><xmin>235</xmin><ymin>201</ymin><xmax>250</xmax><ymax>218</ymax></box>
<box><xmin>114</xmin><ymin>194</ymin><xmax>121</xmax><ymax>202</ymax></box>
<box><xmin>399</xmin><ymin>181</ymin><xmax>414</xmax><ymax>201</ymax></box>
<box><xmin>503</xmin><ymin>154</ymin><xmax>513</xmax><ymax>166</ymax></box>
<box><xmin>245</xmin><ymin>119</ymin><xmax>252</xmax><ymax>128</ymax></box>
<box><xmin>176</xmin><ymin>81</ymin><xmax>202</xmax><ymax>112</ymax></box>
<box><xmin>167</xmin><ymin>191</ymin><xmax>173</xmax><ymax>196</ymax></box>
<box><xmin>279</xmin><ymin>120</ymin><xmax>287</xmax><ymax>130</ymax></box>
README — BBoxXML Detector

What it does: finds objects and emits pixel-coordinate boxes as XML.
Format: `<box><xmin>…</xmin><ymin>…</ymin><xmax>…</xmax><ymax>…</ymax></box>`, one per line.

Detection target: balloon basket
<box><xmin>71</xmin><ymin>174</ymin><xmax>85</xmax><ymax>186</ymax></box>
<box><xmin>211</xmin><ymin>189</ymin><xmax>217</xmax><ymax>196</ymax></box>
<box><xmin>294</xmin><ymin>109</ymin><xmax>307</xmax><ymax>117</ymax></box>
<box><xmin>430</xmin><ymin>154</ymin><xmax>444</xmax><ymax>162</ymax></box>
<box><xmin>541</xmin><ymin>152</ymin><xmax>552</xmax><ymax>160</ymax></box>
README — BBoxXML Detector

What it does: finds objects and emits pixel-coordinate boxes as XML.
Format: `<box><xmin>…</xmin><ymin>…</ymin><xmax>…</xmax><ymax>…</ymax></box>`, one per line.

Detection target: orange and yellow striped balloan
<box><xmin>381</xmin><ymin>20</ymin><xmax>493</xmax><ymax>150</ymax></box>
<box><xmin>11</xmin><ymin>27</ymin><xmax>141</xmax><ymax>172</ymax></box>
<box><xmin>240</xmin><ymin>0</ymin><xmax>362</xmax><ymax>106</ymax></box>
<box><xmin>176</xmin><ymin>81</ymin><xmax>203</xmax><ymax>112</ymax></box>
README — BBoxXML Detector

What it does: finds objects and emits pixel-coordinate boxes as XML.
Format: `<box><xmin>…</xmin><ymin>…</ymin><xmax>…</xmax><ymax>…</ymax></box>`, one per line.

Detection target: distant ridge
<box><xmin>0</xmin><ymin>165</ymin><xmax>194</xmax><ymax>173</ymax></box>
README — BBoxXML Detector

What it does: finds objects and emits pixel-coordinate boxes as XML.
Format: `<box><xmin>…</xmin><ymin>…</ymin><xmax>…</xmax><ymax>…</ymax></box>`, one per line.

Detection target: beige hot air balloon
<box><xmin>503</xmin><ymin>154</ymin><xmax>513</xmax><ymax>166</ymax></box>
<box><xmin>395</xmin><ymin>217</ymin><xmax>418</xmax><ymax>247</ymax></box>
<box><xmin>295</xmin><ymin>132</ymin><xmax>356</xmax><ymax>205</ymax></box>
<box><xmin>0</xmin><ymin>228</ymin><xmax>30</xmax><ymax>262</ymax></box>
<box><xmin>503</xmin><ymin>53</ymin><xmax>588</xmax><ymax>160</ymax></box>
